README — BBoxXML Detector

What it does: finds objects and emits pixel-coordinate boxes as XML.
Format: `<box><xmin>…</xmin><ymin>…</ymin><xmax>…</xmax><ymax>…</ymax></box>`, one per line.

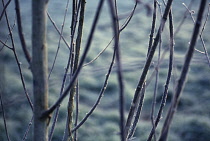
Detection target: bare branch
<box><xmin>22</xmin><ymin>116</ymin><xmax>33</xmax><ymax>141</ymax></box>
<box><xmin>14</xmin><ymin>0</ymin><xmax>31</xmax><ymax>64</ymax></box>
<box><xmin>71</xmin><ymin>49</ymin><xmax>116</xmax><ymax>133</ymax></box>
<box><xmin>0</xmin><ymin>39</ymin><xmax>12</xmax><ymax>50</ymax></box>
<box><xmin>2</xmin><ymin>0</ymin><xmax>33</xmax><ymax>111</ymax></box>
<box><xmin>125</xmin><ymin>0</ymin><xmax>173</xmax><ymax>138</ymax></box>
<box><xmin>147</xmin><ymin>7</ymin><xmax>174</xmax><ymax>141</ymax></box>
<box><xmin>0</xmin><ymin>0</ymin><xmax>11</xmax><ymax>21</ymax></box>
<box><xmin>41</xmin><ymin>0</ymin><xmax>105</xmax><ymax>119</ymax></box>
<box><xmin>159</xmin><ymin>0</ymin><xmax>207</xmax><ymax>140</ymax></box>
<box><xmin>108</xmin><ymin>0</ymin><xmax>125</xmax><ymax>140</ymax></box>
<box><xmin>183</xmin><ymin>2</ymin><xmax>210</xmax><ymax>67</ymax></box>
<box><xmin>0</xmin><ymin>87</ymin><xmax>11</xmax><ymax>141</ymax></box>
<box><xmin>47</xmin><ymin>12</ymin><xmax>70</xmax><ymax>49</ymax></box>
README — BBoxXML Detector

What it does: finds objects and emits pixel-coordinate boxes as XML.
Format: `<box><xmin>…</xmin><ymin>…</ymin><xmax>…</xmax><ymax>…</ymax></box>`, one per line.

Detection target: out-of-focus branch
<box><xmin>0</xmin><ymin>84</ymin><xmax>11</xmax><ymax>141</ymax></box>
<box><xmin>108</xmin><ymin>0</ymin><xmax>125</xmax><ymax>140</ymax></box>
<box><xmin>147</xmin><ymin>7</ymin><xmax>174</xmax><ymax>141</ymax></box>
<box><xmin>41</xmin><ymin>0</ymin><xmax>105</xmax><ymax>119</ymax></box>
<box><xmin>0</xmin><ymin>0</ymin><xmax>11</xmax><ymax>21</ymax></box>
<box><xmin>125</xmin><ymin>0</ymin><xmax>173</xmax><ymax>138</ymax></box>
<box><xmin>2</xmin><ymin>0</ymin><xmax>33</xmax><ymax>111</ymax></box>
<box><xmin>158</xmin><ymin>0</ymin><xmax>207</xmax><ymax>140</ymax></box>
<box><xmin>14</xmin><ymin>0</ymin><xmax>31</xmax><ymax>64</ymax></box>
<box><xmin>48</xmin><ymin>0</ymin><xmax>71</xmax><ymax>140</ymax></box>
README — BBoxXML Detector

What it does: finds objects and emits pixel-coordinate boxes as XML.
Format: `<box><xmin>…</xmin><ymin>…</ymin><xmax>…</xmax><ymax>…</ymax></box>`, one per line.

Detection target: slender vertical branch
<box><xmin>0</xmin><ymin>89</ymin><xmax>11</xmax><ymax>141</ymax></box>
<box><xmin>41</xmin><ymin>0</ymin><xmax>104</xmax><ymax>120</ymax></box>
<box><xmin>64</xmin><ymin>0</ymin><xmax>80</xmax><ymax>139</ymax></box>
<box><xmin>74</xmin><ymin>82</ymin><xmax>79</xmax><ymax>141</ymax></box>
<box><xmin>22</xmin><ymin>116</ymin><xmax>34</xmax><ymax>141</ymax></box>
<box><xmin>127</xmin><ymin>1</ymin><xmax>159</xmax><ymax>139</ymax></box>
<box><xmin>125</xmin><ymin>0</ymin><xmax>173</xmax><ymax>138</ymax></box>
<box><xmin>73</xmin><ymin>1</ymin><xmax>86</xmax><ymax>140</ymax></box>
<box><xmin>14</xmin><ymin>0</ymin><xmax>31</xmax><ymax>64</ymax></box>
<box><xmin>159</xmin><ymin>1</ymin><xmax>207</xmax><ymax>140</ymax></box>
<box><xmin>147</xmin><ymin>7</ymin><xmax>174</xmax><ymax>141</ymax></box>
<box><xmin>149</xmin><ymin>1</ymin><xmax>158</xmax><ymax>140</ymax></box>
<box><xmin>108</xmin><ymin>0</ymin><xmax>125</xmax><ymax>140</ymax></box>
<box><xmin>2</xmin><ymin>0</ymin><xmax>33</xmax><ymax>111</ymax></box>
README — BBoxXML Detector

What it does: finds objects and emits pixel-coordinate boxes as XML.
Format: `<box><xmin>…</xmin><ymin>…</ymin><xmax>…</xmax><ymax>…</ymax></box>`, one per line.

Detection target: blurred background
<box><xmin>0</xmin><ymin>0</ymin><xmax>210</xmax><ymax>140</ymax></box>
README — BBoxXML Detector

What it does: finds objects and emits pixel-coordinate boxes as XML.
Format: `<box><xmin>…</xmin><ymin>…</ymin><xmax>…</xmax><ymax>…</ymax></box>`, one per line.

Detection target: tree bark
<box><xmin>32</xmin><ymin>0</ymin><xmax>49</xmax><ymax>141</ymax></box>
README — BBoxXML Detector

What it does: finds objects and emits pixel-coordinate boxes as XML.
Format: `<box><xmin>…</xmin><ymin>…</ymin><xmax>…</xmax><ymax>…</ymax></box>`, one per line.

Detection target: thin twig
<box><xmin>127</xmin><ymin>0</ymin><xmax>159</xmax><ymax>139</ymax></box>
<box><xmin>125</xmin><ymin>0</ymin><xmax>173</xmax><ymax>138</ymax></box>
<box><xmin>50</xmin><ymin>52</ymin><xmax>72</xmax><ymax>141</ymax></box>
<box><xmin>22</xmin><ymin>116</ymin><xmax>33</xmax><ymax>141</ymax></box>
<box><xmin>63</xmin><ymin>0</ymin><xmax>83</xmax><ymax>140</ymax></box>
<box><xmin>0</xmin><ymin>88</ymin><xmax>11</xmax><ymax>141</ymax></box>
<box><xmin>174</xmin><ymin>1</ymin><xmax>193</xmax><ymax>35</ymax></box>
<box><xmin>0</xmin><ymin>39</ymin><xmax>12</xmax><ymax>50</ymax></box>
<box><xmin>82</xmin><ymin>36</ymin><xmax>114</xmax><ymax>67</ymax></box>
<box><xmin>48</xmin><ymin>0</ymin><xmax>70</xmax><ymax>79</ymax></box>
<box><xmin>47</xmin><ymin>12</ymin><xmax>70</xmax><ymax>49</ymax></box>
<box><xmin>73</xmin><ymin>1</ymin><xmax>85</xmax><ymax>140</ymax></box>
<box><xmin>182</xmin><ymin>2</ymin><xmax>210</xmax><ymax>67</ymax></box>
<box><xmin>147</xmin><ymin>7</ymin><xmax>174</xmax><ymax>141</ymax></box>
<box><xmin>71</xmin><ymin>48</ymin><xmax>116</xmax><ymax>133</ymax></box>
<box><xmin>83</xmin><ymin>0</ymin><xmax>140</xmax><ymax>67</ymax></box>
<box><xmin>148</xmin><ymin>3</ymin><xmax>159</xmax><ymax>139</ymax></box>
<box><xmin>158</xmin><ymin>1</ymin><xmax>207</xmax><ymax>140</ymax></box>
<box><xmin>0</xmin><ymin>20</ymin><xmax>16</xmax><ymax>51</ymax></box>
<box><xmin>74</xmin><ymin>82</ymin><xmax>79</xmax><ymax>141</ymax></box>
<box><xmin>71</xmin><ymin>0</ymin><xmax>142</xmax><ymax>134</ymax></box>
<box><xmin>2</xmin><ymin>0</ymin><xmax>33</xmax><ymax>111</ymax></box>
<box><xmin>41</xmin><ymin>0</ymin><xmax>105</xmax><ymax>119</ymax></box>
<box><xmin>0</xmin><ymin>0</ymin><xmax>11</xmax><ymax>21</ymax></box>
<box><xmin>127</xmin><ymin>84</ymin><xmax>145</xmax><ymax>139</ymax></box>
<box><xmin>14</xmin><ymin>0</ymin><xmax>31</xmax><ymax>63</ymax></box>
<box><xmin>199</xmin><ymin>4</ymin><xmax>210</xmax><ymax>67</ymax></box>
<box><xmin>119</xmin><ymin>1</ymin><xmax>138</xmax><ymax>32</ymax></box>
<box><xmin>108</xmin><ymin>0</ymin><xmax>125</xmax><ymax>140</ymax></box>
